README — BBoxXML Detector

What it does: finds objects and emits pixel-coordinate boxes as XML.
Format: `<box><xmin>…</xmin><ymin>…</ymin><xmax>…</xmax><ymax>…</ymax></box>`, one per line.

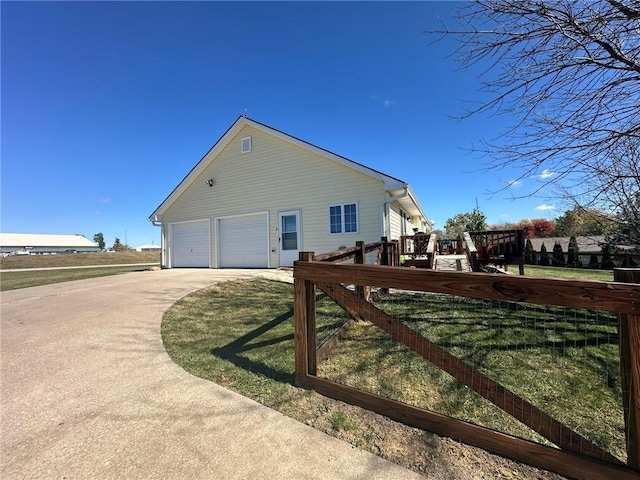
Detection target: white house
<box><xmin>148</xmin><ymin>116</ymin><xmax>431</xmax><ymax>268</ymax></box>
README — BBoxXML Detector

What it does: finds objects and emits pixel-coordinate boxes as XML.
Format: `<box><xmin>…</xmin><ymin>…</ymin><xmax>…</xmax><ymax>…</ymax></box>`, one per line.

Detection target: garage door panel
<box><xmin>219</xmin><ymin>215</ymin><xmax>268</xmax><ymax>268</ymax></box>
<box><xmin>171</xmin><ymin>220</ymin><xmax>210</xmax><ymax>268</ymax></box>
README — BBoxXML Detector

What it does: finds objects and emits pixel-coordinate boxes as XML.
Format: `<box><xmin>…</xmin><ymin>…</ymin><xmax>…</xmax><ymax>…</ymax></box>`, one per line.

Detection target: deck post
<box><xmin>391</xmin><ymin>240</ymin><xmax>399</xmax><ymax>266</ymax></box>
<box><xmin>380</xmin><ymin>237</ymin><xmax>389</xmax><ymax>266</ymax></box>
<box><xmin>380</xmin><ymin>237</ymin><xmax>389</xmax><ymax>294</ymax></box>
<box><xmin>355</xmin><ymin>241</ymin><xmax>366</xmax><ymax>299</ymax></box>
<box><xmin>294</xmin><ymin>251</ymin><xmax>317</xmax><ymax>384</ymax></box>
<box><xmin>615</xmin><ymin>268</ymin><xmax>640</xmax><ymax>471</ymax></box>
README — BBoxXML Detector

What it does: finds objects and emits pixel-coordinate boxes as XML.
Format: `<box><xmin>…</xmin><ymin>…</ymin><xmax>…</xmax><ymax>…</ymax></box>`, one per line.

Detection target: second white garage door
<box><xmin>218</xmin><ymin>214</ymin><xmax>269</xmax><ymax>268</ymax></box>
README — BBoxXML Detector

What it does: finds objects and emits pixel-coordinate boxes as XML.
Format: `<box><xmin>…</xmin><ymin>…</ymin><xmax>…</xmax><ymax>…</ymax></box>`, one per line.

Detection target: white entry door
<box><xmin>279</xmin><ymin>210</ymin><xmax>300</xmax><ymax>267</ymax></box>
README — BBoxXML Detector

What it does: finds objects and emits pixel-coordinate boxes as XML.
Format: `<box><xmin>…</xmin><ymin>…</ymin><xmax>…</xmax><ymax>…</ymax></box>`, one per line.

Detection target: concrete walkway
<box><xmin>1</xmin><ymin>269</ymin><xmax>422</xmax><ymax>479</ymax></box>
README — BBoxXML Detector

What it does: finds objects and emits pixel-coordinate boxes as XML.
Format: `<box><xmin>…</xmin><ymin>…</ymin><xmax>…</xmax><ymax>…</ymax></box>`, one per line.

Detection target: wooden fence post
<box><xmin>380</xmin><ymin>237</ymin><xmax>390</xmax><ymax>295</ymax></box>
<box><xmin>380</xmin><ymin>237</ymin><xmax>389</xmax><ymax>266</ymax></box>
<box><xmin>355</xmin><ymin>241</ymin><xmax>366</xmax><ymax>299</ymax></box>
<box><xmin>294</xmin><ymin>252</ymin><xmax>317</xmax><ymax>385</ymax></box>
<box><xmin>615</xmin><ymin>268</ymin><xmax>640</xmax><ymax>471</ymax></box>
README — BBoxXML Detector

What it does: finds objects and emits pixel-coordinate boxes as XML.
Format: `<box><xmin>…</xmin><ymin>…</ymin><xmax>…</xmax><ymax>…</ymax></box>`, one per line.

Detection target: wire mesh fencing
<box><xmin>315</xmin><ymin>290</ymin><xmax>626</xmax><ymax>462</ymax></box>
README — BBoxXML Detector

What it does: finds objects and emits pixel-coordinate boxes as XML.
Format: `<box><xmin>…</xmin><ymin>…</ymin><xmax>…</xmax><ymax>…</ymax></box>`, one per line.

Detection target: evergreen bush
<box><xmin>601</xmin><ymin>244</ymin><xmax>615</xmax><ymax>270</ymax></box>
<box><xmin>552</xmin><ymin>242</ymin><xmax>565</xmax><ymax>267</ymax></box>
<box><xmin>525</xmin><ymin>238</ymin><xmax>535</xmax><ymax>265</ymax></box>
<box><xmin>567</xmin><ymin>236</ymin><xmax>580</xmax><ymax>268</ymax></box>
<box><xmin>539</xmin><ymin>243</ymin><xmax>550</xmax><ymax>266</ymax></box>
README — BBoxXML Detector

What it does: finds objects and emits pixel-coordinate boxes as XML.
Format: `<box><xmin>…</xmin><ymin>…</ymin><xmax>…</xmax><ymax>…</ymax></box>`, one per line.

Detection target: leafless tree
<box><xmin>434</xmin><ymin>0</ymin><xmax>640</xmax><ymax>244</ymax></box>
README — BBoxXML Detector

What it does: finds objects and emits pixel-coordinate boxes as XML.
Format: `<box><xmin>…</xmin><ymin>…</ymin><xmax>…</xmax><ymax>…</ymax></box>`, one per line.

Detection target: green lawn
<box><xmin>0</xmin><ymin>265</ymin><xmax>152</xmax><ymax>291</ymax></box>
<box><xmin>0</xmin><ymin>251</ymin><xmax>160</xmax><ymax>291</ymax></box>
<box><xmin>523</xmin><ymin>265</ymin><xmax>614</xmax><ymax>281</ymax></box>
<box><xmin>0</xmin><ymin>251</ymin><xmax>159</xmax><ymax>270</ymax></box>
<box><xmin>162</xmin><ymin>277</ymin><xmax>626</xmax><ymax>467</ymax></box>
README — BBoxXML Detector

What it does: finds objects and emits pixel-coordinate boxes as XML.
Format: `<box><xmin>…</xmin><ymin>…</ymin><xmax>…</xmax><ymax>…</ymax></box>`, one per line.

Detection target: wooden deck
<box><xmin>434</xmin><ymin>254</ymin><xmax>471</xmax><ymax>272</ymax></box>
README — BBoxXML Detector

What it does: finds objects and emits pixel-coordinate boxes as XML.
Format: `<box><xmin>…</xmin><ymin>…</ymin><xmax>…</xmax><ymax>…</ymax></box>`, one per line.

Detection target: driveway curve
<box><xmin>1</xmin><ymin>269</ymin><xmax>421</xmax><ymax>479</ymax></box>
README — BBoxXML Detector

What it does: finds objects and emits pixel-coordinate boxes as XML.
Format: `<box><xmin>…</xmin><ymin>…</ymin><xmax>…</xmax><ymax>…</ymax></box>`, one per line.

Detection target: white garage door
<box><xmin>218</xmin><ymin>214</ymin><xmax>268</xmax><ymax>268</ymax></box>
<box><xmin>171</xmin><ymin>220</ymin><xmax>210</xmax><ymax>268</ymax></box>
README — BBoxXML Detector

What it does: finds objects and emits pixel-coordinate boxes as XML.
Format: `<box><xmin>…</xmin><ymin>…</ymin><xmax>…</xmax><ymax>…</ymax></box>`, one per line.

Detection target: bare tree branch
<box><xmin>429</xmin><ymin>0</ymin><xmax>640</xmax><ymax>244</ymax></box>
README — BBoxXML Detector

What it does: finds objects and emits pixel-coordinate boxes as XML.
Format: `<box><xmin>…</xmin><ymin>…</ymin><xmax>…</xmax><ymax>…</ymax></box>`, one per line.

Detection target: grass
<box><xmin>0</xmin><ymin>251</ymin><xmax>160</xmax><ymax>270</ymax></box>
<box><xmin>523</xmin><ymin>264</ymin><xmax>613</xmax><ymax>281</ymax></box>
<box><xmin>162</xmin><ymin>276</ymin><xmax>627</xmax><ymax>472</ymax></box>
<box><xmin>0</xmin><ymin>265</ymin><xmax>153</xmax><ymax>291</ymax></box>
<box><xmin>0</xmin><ymin>252</ymin><xmax>160</xmax><ymax>291</ymax></box>
<box><xmin>319</xmin><ymin>292</ymin><xmax>624</xmax><ymax>459</ymax></box>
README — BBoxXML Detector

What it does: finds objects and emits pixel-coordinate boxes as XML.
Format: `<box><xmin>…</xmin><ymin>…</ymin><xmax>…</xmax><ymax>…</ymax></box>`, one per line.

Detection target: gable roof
<box><xmin>149</xmin><ymin>116</ymin><xmax>427</xmax><ymax>222</ymax></box>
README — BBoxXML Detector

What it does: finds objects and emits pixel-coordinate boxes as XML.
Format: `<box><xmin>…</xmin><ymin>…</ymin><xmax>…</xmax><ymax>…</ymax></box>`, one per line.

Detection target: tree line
<box><xmin>437</xmin><ymin>206</ymin><xmax>627</xmax><ymax>241</ymax></box>
<box><xmin>437</xmin><ymin>206</ymin><xmax>638</xmax><ymax>269</ymax></box>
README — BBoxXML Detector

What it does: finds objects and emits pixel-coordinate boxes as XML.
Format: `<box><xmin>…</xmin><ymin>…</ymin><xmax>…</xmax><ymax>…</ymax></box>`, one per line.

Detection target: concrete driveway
<box><xmin>1</xmin><ymin>269</ymin><xmax>422</xmax><ymax>479</ymax></box>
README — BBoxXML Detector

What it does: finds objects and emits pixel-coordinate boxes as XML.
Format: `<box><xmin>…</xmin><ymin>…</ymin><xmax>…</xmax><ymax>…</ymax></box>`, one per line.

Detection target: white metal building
<box><xmin>0</xmin><ymin>233</ymin><xmax>100</xmax><ymax>255</ymax></box>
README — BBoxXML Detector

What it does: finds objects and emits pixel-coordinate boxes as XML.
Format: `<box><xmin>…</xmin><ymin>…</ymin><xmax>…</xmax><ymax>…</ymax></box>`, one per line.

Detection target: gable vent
<box><xmin>241</xmin><ymin>136</ymin><xmax>252</xmax><ymax>153</ymax></box>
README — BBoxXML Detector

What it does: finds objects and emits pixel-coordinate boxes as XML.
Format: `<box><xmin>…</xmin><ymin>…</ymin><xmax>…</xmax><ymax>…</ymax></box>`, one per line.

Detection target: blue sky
<box><xmin>2</xmin><ymin>1</ymin><xmax>560</xmax><ymax>248</ymax></box>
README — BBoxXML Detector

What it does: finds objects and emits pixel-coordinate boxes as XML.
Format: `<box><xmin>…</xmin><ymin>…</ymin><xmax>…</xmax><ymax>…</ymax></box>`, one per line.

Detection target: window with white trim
<box><xmin>329</xmin><ymin>203</ymin><xmax>358</xmax><ymax>234</ymax></box>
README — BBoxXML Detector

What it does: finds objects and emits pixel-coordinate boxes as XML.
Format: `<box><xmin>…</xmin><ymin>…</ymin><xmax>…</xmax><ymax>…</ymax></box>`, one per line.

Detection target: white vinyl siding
<box><xmin>161</xmin><ymin>125</ymin><xmax>387</xmax><ymax>265</ymax></box>
<box><xmin>389</xmin><ymin>204</ymin><xmax>414</xmax><ymax>240</ymax></box>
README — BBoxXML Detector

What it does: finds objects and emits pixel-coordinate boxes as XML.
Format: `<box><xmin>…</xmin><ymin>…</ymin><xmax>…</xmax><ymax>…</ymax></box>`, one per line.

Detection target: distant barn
<box><xmin>0</xmin><ymin>233</ymin><xmax>100</xmax><ymax>255</ymax></box>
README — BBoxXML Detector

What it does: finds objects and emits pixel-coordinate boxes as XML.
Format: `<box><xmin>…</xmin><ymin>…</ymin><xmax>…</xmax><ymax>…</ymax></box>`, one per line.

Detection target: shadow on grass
<box><xmin>210</xmin><ymin>309</ymin><xmax>295</xmax><ymax>384</ymax></box>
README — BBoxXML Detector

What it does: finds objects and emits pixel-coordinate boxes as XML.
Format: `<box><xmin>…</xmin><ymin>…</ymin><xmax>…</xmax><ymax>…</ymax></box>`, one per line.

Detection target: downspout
<box><xmin>380</xmin><ymin>187</ymin><xmax>409</xmax><ymax>238</ymax></box>
<box><xmin>150</xmin><ymin>215</ymin><xmax>165</xmax><ymax>267</ymax></box>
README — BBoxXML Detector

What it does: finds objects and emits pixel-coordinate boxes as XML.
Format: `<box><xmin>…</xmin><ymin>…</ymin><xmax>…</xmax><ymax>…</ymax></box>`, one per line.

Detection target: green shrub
<box><xmin>525</xmin><ymin>238</ymin><xmax>535</xmax><ymax>265</ymax></box>
<box><xmin>567</xmin><ymin>236</ymin><xmax>580</xmax><ymax>268</ymax></box>
<box><xmin>552</xmin><ymin>242</ymin><xmax>565</xmax><ymax>267</ymax></box>
<box><xmin>601</xmin><ymin>244</ymin><xmax>615</xmax><ymax>270</ymax></box>
<box><xmin>539</xmin><ymin>243</ymin><xmax>550</xmax><ymax>266</ymax></box>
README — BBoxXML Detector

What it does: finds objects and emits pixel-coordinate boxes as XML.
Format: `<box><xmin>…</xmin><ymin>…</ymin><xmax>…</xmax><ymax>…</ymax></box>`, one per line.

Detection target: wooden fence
<box><xmin>293</xmin><ymin>253</ymin><xmax>640</xmax><ymax>480</ymax></box>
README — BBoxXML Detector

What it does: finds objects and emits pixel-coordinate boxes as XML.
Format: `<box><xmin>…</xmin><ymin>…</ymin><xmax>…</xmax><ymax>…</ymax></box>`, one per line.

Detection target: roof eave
<box><xmin>149</xmin><ymin>116</ymin><xmax>415</xmax><ymax>221</ymax></box>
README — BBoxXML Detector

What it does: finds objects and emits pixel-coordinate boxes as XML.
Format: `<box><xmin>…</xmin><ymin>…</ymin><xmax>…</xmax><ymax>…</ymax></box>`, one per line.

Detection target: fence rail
<box><xmin>293</xmin><ymin>254</ymin><xmax>640</xmax><ymax>480</ymax></box>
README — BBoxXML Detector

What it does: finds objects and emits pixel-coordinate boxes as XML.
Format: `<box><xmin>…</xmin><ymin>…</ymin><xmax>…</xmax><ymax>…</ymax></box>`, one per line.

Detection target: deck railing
<box><xmin>399</xmin><ymin>233</ymin><xmax>437</xmax><ymax>269</ymax></box>
<box><xmin>467</xmin><ymin>229</ymin><xmax>526</xmax><ymax>274</ymax></box>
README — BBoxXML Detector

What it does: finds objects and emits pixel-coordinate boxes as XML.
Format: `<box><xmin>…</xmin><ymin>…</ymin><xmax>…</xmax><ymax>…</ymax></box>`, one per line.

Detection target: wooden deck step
<box><xmin>434</xmin><ymin>254</ymin><xmax>471</xmax><ymax>272</ymax></box>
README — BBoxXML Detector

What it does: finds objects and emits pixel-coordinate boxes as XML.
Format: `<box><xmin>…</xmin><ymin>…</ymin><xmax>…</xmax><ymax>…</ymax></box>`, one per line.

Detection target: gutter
<box><xmin>380</xmin><ymin>187</ymin><xmax>409</xmax><ymax>237</ymax></box>
<box><xmin>150</xmin><ymin>214</ymin><xmax>162</xmax><ymax>227</ymax></box>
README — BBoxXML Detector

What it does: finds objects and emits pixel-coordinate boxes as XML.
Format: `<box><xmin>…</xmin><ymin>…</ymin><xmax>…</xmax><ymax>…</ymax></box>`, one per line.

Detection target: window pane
<box><xmin>282</xmin><ymin>215</ymin><xmax>296</xmax><ymax>233</ymax></box>
<box><xmin>330</xmin><ymin>205</ymin><xmax>342</xmax><ymax>234</ymax></box>
<box><xmin>282</xmin><ymin>232</ymin><xmax>297</xmax><ymax>250</ymax></box>
<box><xmin>344</xmin><ymin>203</ymin><xmax>357</xmax><ymax>233</ymax></box>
